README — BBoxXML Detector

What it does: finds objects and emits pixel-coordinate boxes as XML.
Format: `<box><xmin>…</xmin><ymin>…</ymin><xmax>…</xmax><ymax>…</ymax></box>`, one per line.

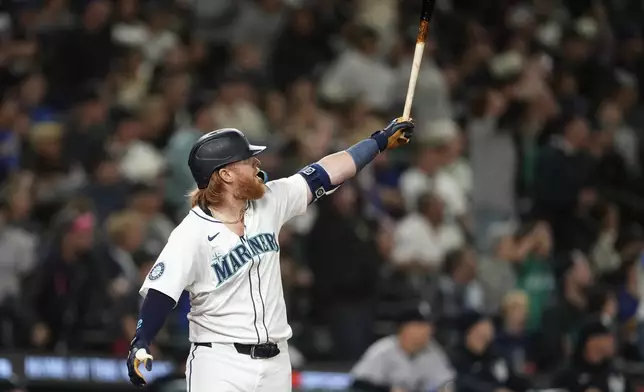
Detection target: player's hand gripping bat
<box><xmin>401</xmin><ymin>0</ymin><xmax>437</xmax><ymax>121</ymax></box>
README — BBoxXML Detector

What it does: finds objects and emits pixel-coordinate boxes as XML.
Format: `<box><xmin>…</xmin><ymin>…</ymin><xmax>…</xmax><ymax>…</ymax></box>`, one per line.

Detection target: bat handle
<box><xmin>402</xmin><ymin>41</ymin><xmax>426</xmax><ymax>121</ymax></box>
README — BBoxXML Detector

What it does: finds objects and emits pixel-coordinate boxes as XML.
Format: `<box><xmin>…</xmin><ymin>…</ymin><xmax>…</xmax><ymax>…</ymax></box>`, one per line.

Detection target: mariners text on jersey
<box><xmin>212</xmin><ymin>233</ymin><xmax>280</xmax><ymax>286</ymax></box>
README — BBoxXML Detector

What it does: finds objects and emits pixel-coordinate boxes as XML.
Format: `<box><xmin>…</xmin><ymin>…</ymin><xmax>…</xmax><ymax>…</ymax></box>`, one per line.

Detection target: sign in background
<box><xmin>0</xmin><ymin>353</ymin><xmax>353</xmax><ymax>391</ymax></box>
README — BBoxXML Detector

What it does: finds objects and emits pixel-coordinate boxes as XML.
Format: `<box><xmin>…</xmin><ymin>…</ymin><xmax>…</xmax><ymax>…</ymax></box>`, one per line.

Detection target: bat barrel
<box><xmin>403</xmin><ymin>0</ymin><xmax>437</xmax><ymax>120</ymax></box>
<box><xmin>420</xmin><ymin>0</ymin><xmax>436</xmax><ymax>22</ymax></box>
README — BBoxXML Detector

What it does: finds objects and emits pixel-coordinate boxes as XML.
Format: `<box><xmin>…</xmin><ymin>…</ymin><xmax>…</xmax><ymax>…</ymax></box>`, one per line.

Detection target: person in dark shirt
<box><xmin>537</xmin><ymin>250</ymin><xmax>593</xmax><ymax>372</ymax></box>
<box><xmin>451</xmin><ymin>312</ymin><xmax>531</xmax><ymax>392</ymax></box>
<box><xmin>23</xmin><ymin>210</ymin><xmax>108</xmax><ymax>351</ymax></box>
<box><xmin>533</xmin><ymin>115</ymin><xmax>596</xmax><ymax>253</ymax></box>
<box><xmin>554</xmin><ymin>319</ymin><xmax>631</xmax><ymax>392</ymax></box>
<box><xmin>306</xmin><ymin>181</ymin><xmax>381</xmax><ymax>361</ymax></box>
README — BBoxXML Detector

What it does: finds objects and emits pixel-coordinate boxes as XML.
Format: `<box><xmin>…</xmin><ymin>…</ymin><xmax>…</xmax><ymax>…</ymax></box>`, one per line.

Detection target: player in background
<box><xmin>125</xmin><ymin>118</ymin><xmax>415</xmax><ymax>391</ymax></box>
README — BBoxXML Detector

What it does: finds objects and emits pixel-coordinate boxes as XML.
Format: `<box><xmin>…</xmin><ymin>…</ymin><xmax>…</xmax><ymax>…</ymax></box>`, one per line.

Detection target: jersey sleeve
<box><xmin>139</xmin><ymin>224</ymin><xmax>201</xmax><ymax>303</ymax></box>
<box><xmin>351</xmin><ymin>344</ymin><xmax>389</xmax><ymax>384</ymax></box>
<box><xmin>265</xmin><ymin>174</ymin><xmax>309</xmax><ymax>226</ymax></box>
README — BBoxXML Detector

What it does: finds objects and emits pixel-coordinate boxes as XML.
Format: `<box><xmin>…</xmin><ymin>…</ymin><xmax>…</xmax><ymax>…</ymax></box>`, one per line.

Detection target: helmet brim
<box><xmin>249</xmin><ymin>144</ymin><xmax>267</xmax><ymax>156</ymax></box>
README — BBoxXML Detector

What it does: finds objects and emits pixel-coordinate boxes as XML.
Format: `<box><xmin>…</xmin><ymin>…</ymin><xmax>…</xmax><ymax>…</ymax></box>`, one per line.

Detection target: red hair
<box><xmin>189</xmin><ymin>172</ymin><xmax>226</xmax><ymax>208</ymax></box>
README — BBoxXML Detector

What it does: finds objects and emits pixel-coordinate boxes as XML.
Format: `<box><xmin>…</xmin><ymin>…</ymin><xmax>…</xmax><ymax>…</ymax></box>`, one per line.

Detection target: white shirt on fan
<box><xmin>140</xmin><ymin>174</ymin><xmax>309</xmax><ymax>344</ymax></box>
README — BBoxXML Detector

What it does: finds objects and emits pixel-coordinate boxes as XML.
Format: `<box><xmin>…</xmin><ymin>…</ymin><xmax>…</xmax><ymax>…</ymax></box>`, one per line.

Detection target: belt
<box><xmin>194</xmin><ymin>342</ymin><xmax>280</xmax><ymax>359</ymax></box>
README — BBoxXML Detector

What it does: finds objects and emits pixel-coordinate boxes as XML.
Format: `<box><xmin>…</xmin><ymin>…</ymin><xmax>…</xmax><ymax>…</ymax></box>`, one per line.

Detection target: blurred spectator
<box><xmin>533</xmin><ymin>115</ymin><xmax>596</xmax><ymax>252</ymax></box>
<box><xmin>19</xmin><ymin>72</ymin><xmax>56</xmax><ymax>123</ymax></box>
<box><xmin>0</xmin><ymin>197</ymin><xmax>37</xmax><ymax>348</ymax></box>
<box><xmin>451</xmin><ymin>312</ymin><xmax>531</xmax><ymax>392</ymax></box>
<box><xmin>101</xmin><ymin>209</ymin><xmax>147</xmax><ymax>300</ymax></box>
<box><xmin>306</xmin><ymin>182</ymin><xmax>380</xmax><ymax>361</ymax></box>
<box><xmin>392</xmin><ymin>192</ymin><xmax>464</xmax><ymax>274</ymax></box>
<box><xmin>399</xmin><ymin>139</ymin><xmax>467</xmax><ymax>220</ymax></box>
<box><xmin>351</xmin><ymin>301</ymin><xmax>455</xmax><ymax>392</ymax></box>
<box><xmin>111</xmin><ymin>249</ymin><xmax>166</xmax><ymax>358</ymax></box>
<box><xmin>24</xmin><ymin>209</ymin><xmax>107</xmax><ymax>352</ymax></box>
<box><xmin>82</xmin><ymin>153</ymin><xmax>129</xmax><ymax>224</ymax></box>
<box><xmin>107</xmin><ymin>112</ymin><xmax>166</xmax><ymax>185</ymax></box>
<box><xmin>320</xmin><ymin>25</ymin><xmax>396</xmax><ymax>112</ymax></box>
<box><xmin>0</xmin><ymin>197</ymin><xmax>38</xmax><ymax>300</ymax></box>
<box><xmin>468</xmin><ymin>90</ymin><xmax>516</xmax><ymax>250</ymax></box>
<box><xmin>591</xmin><ymin>204</ymin><xmax>622</xmax><ymax>275</ymax></box>
<box><xmin>478</xmin><ymin>222</ymin><xmax>522</xmax><ymax>314</ymax></box>
<box><xmin>537</xmin><ymin>250</ymin><xmax>593</xmax><ymax>371</ymax></box>
<box><xmin>128</xmin><ymin>183</ymin><xmax>174</xmax><ymax>255</ymax></box>
<box><xmin>494</xmin><ymin>291</ymin><xmax>532</xmax><ymax>376</ymax></box>
<box><xmin>270</xmin><ymin>7</ymin><xmax>333</xmax><ymax>91</ymax></box>
<box><xmin>164</xmin><ymin>105</ymin><xmax>218</xmax><ymax>220</ymax></box>
<box><xmin>26</xmin><ymin>122</ymin><xmax>87</xmax><ymax>224</ymax></box>
<box><xmin>514</xmin><ymin>222</ymin><xmax>556</xmax><ymax>332</ymax></box>
<box><xmin>0</xmin><ymin>99</ymin><xmax>21</xmax><ymax>184</ymax></box>
<box><xmin>433</xmin><ymin>247</ymin><xmax>484</xmax><ymax>347</ymax></box>
<box><xmin>49</xmin><ymin>0</ymin><xmax>114</xmax><ymax>105</ymax></box>
<box><xmin>553</xmin><ymin>318</ymin><xmax>629</xmax><ymax>392</ymax></box>
<box><xmin>140</xmin><ymin>6</ymin><xmax>179</xmax><ymax>67</ymax></box>
<box><xmin>211</xmin><ymin>76</ymin><xmax>269</xmax><ymax>143</ymax></box>
<box><xmin>439</xmin><ymin>121</ymin><xmax>472</xmax><ymax>199</ymax></box>
<box><xmin>232</xmin><ymin>0</ymin><xmax>285</xmax><ymax>67</ymax></box>
<box><xmin>62</xmin><ymin>89</ymin><xmax>110</xmax><ymax>173</ymax></box>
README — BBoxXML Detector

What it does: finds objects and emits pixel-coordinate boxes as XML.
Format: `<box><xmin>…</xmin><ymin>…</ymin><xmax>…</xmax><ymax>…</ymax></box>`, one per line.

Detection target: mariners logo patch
<box><xmin>148</xmin><ymin>262</ymin><xmax>165</xmax><ymax>280</ymax></box>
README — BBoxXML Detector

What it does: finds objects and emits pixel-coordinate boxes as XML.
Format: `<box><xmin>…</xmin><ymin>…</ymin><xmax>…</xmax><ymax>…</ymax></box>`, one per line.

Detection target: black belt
<box><xmin>194</xmin><ymin>342</ymin><xmax>280</xmax><ymax>359</ymax></box>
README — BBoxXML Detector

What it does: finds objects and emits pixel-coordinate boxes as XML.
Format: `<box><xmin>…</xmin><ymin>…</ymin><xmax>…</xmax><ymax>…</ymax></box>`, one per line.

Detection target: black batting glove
<box><xmin>127</xmin><ymin>337</ymin><xmax>154</xmax><ymax>387</ymax></box>
<box><xmin>370</xmin><ymin>117</ymin><xmax>415</xmax><ymax>152</ymax></box>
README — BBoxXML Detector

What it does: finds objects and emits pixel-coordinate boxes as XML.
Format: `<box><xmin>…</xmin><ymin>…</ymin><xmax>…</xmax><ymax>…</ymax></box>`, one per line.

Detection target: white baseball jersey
<box><xmin>140</xmin><ymin>174</ymin><xmax>309</xmax><ymax>344</ymax></box>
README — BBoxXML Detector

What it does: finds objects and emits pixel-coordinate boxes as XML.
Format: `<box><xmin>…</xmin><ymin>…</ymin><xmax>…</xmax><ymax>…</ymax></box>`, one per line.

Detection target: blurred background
<box><xmin>0</xmin><ymin>0</ymin><xmax>644</xmax><ymax>391</ymax></box>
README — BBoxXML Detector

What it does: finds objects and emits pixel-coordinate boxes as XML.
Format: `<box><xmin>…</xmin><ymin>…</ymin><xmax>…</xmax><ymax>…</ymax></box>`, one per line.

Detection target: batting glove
<box><xmin>370</xmin><ymin>117</ymin><xmax>415</xmax><ymax>152</ymax></box>
<box><xmin>127</xmin><ymin>338</ymin><xmax>154</xmax><ymax>387</ymax></box>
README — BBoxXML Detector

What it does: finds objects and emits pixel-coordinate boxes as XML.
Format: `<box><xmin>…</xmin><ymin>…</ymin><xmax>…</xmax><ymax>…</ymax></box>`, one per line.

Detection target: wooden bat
<box><xmin>402</xmin><ymin>0</ymin><xmax>437</xmax><ymax>120</ymax></box>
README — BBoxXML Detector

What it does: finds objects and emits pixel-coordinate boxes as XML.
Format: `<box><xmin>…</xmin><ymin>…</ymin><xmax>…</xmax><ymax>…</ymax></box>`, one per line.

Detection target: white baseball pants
<box><xmin>185</xmin><ymin>341</ymin><xmax>292</xmax><ymax>392</ymax></box>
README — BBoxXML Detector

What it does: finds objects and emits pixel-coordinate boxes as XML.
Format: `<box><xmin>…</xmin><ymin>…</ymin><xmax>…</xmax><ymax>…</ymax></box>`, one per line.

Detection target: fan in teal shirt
<box><xmin>515</xmin><ymin>223</ymin><xmax>556</xmax><ymax>332</ymax></box>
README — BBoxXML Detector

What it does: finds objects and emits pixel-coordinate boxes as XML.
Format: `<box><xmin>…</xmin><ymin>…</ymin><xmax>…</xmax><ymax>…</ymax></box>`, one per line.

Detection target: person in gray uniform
<box><xmin>350</xmin><ymin>301</ymin><xmax>455</xmax><ymax>392</ymax></box>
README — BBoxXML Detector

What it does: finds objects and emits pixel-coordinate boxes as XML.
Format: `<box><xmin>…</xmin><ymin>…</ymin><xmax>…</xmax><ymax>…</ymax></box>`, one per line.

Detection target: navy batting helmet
<box><xmin>188</xmin><ymin>128</ymin><xmax>266</xmax><ymax>189</ymax></box>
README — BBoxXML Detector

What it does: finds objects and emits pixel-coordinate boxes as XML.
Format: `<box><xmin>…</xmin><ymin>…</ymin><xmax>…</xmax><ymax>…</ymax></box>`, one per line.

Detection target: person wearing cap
<box><xmin>553</xmin><ymin>318</ymin><xmax>630</xmax><ymax>392</ymax></box>
<box><xmin>350</xmin><ymin>301</ymin><xmax>455</xmax><ymax>392</ymax></box>
<box><xmin>450</xmin><ymin>311</ymin><xmax>530</xmax><ymax>392</ymax></box>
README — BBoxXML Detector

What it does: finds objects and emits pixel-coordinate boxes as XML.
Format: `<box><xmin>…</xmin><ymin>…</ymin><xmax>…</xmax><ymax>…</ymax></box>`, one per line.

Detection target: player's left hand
<box><xmin>127</xmin><ymin>339</ymin><xmax>154</xmax><ymax>387</ymax></box>
<box><xmin>370</xmin><ymin>117</ymin><xmax>415</xmax><ymax>152</ymax></box>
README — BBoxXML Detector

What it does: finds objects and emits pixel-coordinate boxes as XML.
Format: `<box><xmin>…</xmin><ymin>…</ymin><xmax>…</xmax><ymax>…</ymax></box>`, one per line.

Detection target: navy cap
<box><xmin>396</xmin><ymin>301</ymin><xmax>434</xmax><ymax>324</ymax></box>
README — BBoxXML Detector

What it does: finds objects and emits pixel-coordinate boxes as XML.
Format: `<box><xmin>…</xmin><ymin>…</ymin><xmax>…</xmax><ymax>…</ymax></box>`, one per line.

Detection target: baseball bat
<box><xmin>402</xmin><ymin>0</ymin><xmax>437</xmax><ymax>120</ymax></box>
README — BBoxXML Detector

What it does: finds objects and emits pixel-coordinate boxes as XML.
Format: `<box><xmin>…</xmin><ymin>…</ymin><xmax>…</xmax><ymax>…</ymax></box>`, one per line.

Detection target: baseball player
<box><xmin>351</xmin><ymin>301</ymin><xmax>455</xmax><ymax>392</ymax></box>
<box><xmin>125</xmin><ymin>118</ymin><xmax>416</xmax><ymax>391</ymax></box>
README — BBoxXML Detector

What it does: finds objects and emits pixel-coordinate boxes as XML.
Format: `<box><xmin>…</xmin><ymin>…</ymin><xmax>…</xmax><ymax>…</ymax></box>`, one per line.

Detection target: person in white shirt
<box><xmin>125</xmin><ymin>119</ymin><xmax>416</xmax><ymax>392</ymax></box>
<box><xmin>398</xmin><ymin>141</ymin><xmax>467</xmax><ymax>219</ymax></box>
<box><xmin>393</xmin><ymin>192</ymin><xmax>465</xmax><ymax>272</ymax></box>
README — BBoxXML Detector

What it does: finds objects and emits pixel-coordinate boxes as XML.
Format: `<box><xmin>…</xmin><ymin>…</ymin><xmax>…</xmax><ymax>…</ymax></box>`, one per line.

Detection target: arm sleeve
<box><xmin>265</xmin><ymin>174</ymin><xmax>309</xmax><ymax>227</ymax></box>
<box><xmin>139</xmin><ymin>225</ymin><xmax>200</xmax><ymax>303</ymax></box>
<box><xmin>135</xmin><ymin>288</ymin><xmax>176</xmax><ymax>344</ymax></box>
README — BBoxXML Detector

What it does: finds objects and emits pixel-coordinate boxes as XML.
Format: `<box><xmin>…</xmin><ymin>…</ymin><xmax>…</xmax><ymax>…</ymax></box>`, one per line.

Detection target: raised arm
<box><xmin>298</xmin><ymin>118</ymin><xmax>416</xmax><ymax>204</ymax></box>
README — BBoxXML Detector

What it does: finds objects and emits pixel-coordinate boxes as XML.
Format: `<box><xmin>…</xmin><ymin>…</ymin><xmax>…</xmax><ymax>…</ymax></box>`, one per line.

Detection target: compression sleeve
<box><xmin>134</xmin><ymin>288</ymin><xmax>176</xmax><ymax>344</ymax></box>
<box><xmin>346</xmin><ymin>138</ymin><xmax>380</xmax><ymax>172</ymax></box>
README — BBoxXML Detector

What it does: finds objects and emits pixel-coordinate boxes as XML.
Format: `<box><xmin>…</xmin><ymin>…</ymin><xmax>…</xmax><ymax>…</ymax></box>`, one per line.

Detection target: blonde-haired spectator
<box><xmin>104</xmin><ymin>209</ymin><xmax>147</xmax><ymax>300</ymax></box>
<box><xmin>496</xmin><ymin>290</ymin><xmax>532</xmax><ymax>375</ymax></box>
<box><xmin>501</xmin><ymin>290</ymin><xmax>529</xmax><ymax>329</ymax></box>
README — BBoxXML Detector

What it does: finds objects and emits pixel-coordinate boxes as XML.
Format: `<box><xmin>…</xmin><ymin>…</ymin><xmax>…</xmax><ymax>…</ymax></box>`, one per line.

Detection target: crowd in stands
<box><xmin>1</xmin><ymin>0</ymin><xmax>644</xmax><ymax>388</ymax></box>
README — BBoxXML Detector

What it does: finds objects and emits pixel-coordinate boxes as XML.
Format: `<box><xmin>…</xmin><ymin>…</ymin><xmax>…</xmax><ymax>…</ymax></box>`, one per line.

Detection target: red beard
<box><xmin>233</xmin><ymin>174</ymin><xmax>266</xmax><ymax>201</ymax></box>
